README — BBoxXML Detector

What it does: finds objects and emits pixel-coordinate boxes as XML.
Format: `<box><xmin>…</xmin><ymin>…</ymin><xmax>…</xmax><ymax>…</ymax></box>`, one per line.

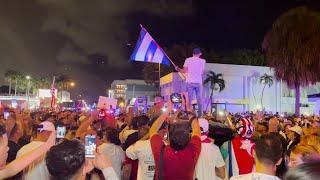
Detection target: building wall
<box><xmin>160</xmin><ymin>63</ymin><xmax>320</xmax><ymax>114</ymax></box>
<box><xmin>110</xmin><ymin>79</ymin><xmax>158</xmax><ymax>104</ymax></box>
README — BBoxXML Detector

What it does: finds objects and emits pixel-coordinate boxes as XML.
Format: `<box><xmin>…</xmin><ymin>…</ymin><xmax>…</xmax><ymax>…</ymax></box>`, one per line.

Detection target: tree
<box><xmin>203</xmin><ymin>71</ymin><xmax>225</xmax><ymax>112</ymax></box>
<box><xmin>142</xmin><ymin>63</ymin><xmax>171</xmax><ymax>86</ymax></box>
<box><xmin>4</xmin><ymin>70</ymin><xmax>17</xmax><ymax>95</ymax></box>
<box><xmin>230</xmin><ymin>49</ymin><xmax>266</xmax><ymax>66</ymax></box>
<box><xmin>263</xmin><ymin>6</ymin><xmax>320</xmax><ymax>115</ymax></box>
<box><xmin>56</xmin><ymin>75</ymin><xmax>71</xmax><ymax>91</ymax></box>
<box><xmin>259</xmin><ymin>73</ymin><xmax>273</xmax><ymax>111</ymax></box>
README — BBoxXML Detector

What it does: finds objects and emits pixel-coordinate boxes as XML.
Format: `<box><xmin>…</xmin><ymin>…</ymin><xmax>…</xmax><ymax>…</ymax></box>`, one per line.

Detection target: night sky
<box><xmin>0</xmin><ymin>0</ymin><xmax>319</xmax><ymax>102</ymax></box>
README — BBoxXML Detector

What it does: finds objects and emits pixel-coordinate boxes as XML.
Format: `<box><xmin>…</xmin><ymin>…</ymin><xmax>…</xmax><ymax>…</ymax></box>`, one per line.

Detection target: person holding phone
<box><xmin>46</xmin><ymin>139</ymin><xmax>118</xmax><ymax>180</ymax></box>
<box><xmin>149</xmin><ymin>105</ymin><xmax>201</xmax><ymax>180</ymax></box>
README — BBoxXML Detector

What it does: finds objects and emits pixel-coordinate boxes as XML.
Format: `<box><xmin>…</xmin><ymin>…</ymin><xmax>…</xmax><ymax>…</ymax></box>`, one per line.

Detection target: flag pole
<box><xmin>139</xmin><ymin>24</ymin><xmax>185</xmax><ymax>80</ymax></box>
<box><xmin>158</xmin><ymin>62</ymin><xmax>161</xmax><ymax>91</ymax></box>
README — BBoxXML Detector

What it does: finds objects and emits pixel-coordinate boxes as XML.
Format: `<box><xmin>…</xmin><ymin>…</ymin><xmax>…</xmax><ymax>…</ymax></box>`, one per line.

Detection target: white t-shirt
<box><xmin>230</xmin><ymin>172</ymin><xmax>281</xmax><ymax>180</ymax></box>
<box><xmin>98</xmin><ymin>143</ymin><xmax>125</xmax><ymax>179</ymax></box>
<box><xmin>183</xmin><ymin>56</ymin><xmax>206</xmax><ymax>83</ymax></box>
<box><xmin>194</xmin><ymin>142</ymin><xmax>225</xmax><ymax>180</ymax></box>
<box><xmin>16</xmin><ymin>141</ymin><xmax>50</xmax><ymax>180</ymax></box>
<box><xmin>126</xmin><ymin>140</ymin><xmax>155</xmax><ymax>180</ymax></box>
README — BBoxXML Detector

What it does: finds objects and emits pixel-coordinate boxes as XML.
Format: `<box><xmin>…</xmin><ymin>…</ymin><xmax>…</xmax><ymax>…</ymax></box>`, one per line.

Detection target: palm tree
<box><xmin>4</xmin><ymin>70</ymin><xmax>17</xmax><ymax>95</ymax></box>
<box><xmin>260</xmin><ymin>73</ymin><xmax>274</xmax><ymax>111</ymax></box>
<box><xmin>203</xmin><ymin>71</ymin><xmax>225</xmax><ymax>112</ymax></box>
<box><xmin>56</xmin><ymin>75</ymin><xmax>70</xmax><ymax>90</ymax></box>
<box><xmin>5</xmin><ymin>70</ymin><xmax>24</xmax><ymax>96</ymax></box>
<box><xmin>263</xmin><ymin>6</ymin><xmax>320</xmax><ymax>115</ymax></box>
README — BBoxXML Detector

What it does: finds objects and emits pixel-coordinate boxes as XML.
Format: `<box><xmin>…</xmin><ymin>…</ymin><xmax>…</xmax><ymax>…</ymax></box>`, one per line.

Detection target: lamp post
<box><xmin>26</xmin><ymin>75</ymin><xmax>31</xmax><ymax>108</ymax></box>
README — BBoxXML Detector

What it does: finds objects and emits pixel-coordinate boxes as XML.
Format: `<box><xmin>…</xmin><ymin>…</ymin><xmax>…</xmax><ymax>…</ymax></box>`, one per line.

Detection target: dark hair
<box><xmin>105</xmin><ymin>128</ymin><xmax>121</xmax><ymax>145</ymax></box>
<box><xmin>0</xmin><ymin>125</ymin><xmax>6</xmax><ymax>136</ymax></box>
<box><xmin>284</xmin><ymin>161</ymin><xmax>320</xmax><ymax>180</ymax></box>
<box><xmin>136</xmin><ymin>115</ymin><xmax>150</xmax><ymax>128</ymax></box>
<box><xmin>149</xmin><ymin>116</ymin><xmax>168</xmax><ymax>130</ymax></box>
<box><xmin>46</xmin><ymin>139</ymin><xmax>85</xmax><ymax>180</ymax></box>
<box><xmin>9</xmin><ymin>122</ymin><xmax>18</xmax><ymax>139</ymax></box>
<box><xmin>255</xmin><ymin>134</ymin><xmax>283</xmax><ymax>165</ymax></box>
<box><xmin>169</xmin><ymin>122</ymin><xmax>190</xmax><ymax>151</ymax></box>
<box><xmin>131</xmin><ymin>117</ymin><xmax>139</xmax><ymax>129</ymax></box>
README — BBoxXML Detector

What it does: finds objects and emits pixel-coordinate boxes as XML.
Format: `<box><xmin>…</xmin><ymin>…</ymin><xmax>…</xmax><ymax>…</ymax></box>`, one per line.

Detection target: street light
<box><xmin>25</xmin><ymin>75</ymin><xmax>31</xmax><ymax>108</ymax></box>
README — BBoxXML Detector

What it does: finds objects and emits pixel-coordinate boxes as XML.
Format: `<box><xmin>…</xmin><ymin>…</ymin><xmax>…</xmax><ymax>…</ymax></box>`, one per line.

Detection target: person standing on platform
<box><xmin>176</xmin><ymin>48</ymin><xmax>206</xmax><ymax>116</ymax></box>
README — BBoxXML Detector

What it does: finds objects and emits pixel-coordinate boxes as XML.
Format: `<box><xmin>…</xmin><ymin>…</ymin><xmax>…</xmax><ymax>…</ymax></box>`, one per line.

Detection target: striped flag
<box><xmin>50</xmin><ymin>76</ymin><xmax>56</xmax><ymax>108</ymax></box>
<box><xmin>130</xmin><ymin>26</ymin><xmax>171</xmax><ymax>66</ymax></box>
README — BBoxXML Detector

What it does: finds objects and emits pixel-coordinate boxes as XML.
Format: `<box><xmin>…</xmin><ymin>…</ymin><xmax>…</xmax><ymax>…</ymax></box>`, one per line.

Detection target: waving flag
<box><xmin>130</xmin><ymin>26</ymin><xmax>171</xmax><ymax>66</ymax></box>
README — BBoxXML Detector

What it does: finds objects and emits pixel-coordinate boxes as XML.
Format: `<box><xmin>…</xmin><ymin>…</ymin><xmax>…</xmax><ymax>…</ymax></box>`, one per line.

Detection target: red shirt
<box><xmin>123</xmin><ymin>156</ymin><xmax>138</xmax><ymax>180</ymax></box>
<box><xmin>151</xmin><ymin>134</ymin><xmax>201</xmax><ymax>180</ymax></box>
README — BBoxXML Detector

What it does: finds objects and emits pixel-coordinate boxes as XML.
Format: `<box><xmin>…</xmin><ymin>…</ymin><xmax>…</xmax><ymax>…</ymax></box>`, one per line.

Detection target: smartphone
<box><xmin>56</xmin><ymin>126</ymin><xmax>66</xmax><ymax>139</ymax></box>
<box><xmin>3</xmin><ymin>112</ymin><xmax>9</xmax><ymax>120</ymax></box>
<box><xmin>85</xmin><ymin>134</ymin><xmax>96</xmax><ymax>158</ymax></box>
<box><xmin>170</xmin><ymin>93</ymin><xmax>182</xmax><ymax>103</ymax></box>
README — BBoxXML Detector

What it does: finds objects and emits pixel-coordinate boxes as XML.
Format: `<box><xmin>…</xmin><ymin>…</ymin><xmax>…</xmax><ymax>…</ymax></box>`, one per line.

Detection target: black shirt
<box><xmin>7</xmin><ymin>140</ymin><xmax>20</xmax><ymax>163</ymax></box>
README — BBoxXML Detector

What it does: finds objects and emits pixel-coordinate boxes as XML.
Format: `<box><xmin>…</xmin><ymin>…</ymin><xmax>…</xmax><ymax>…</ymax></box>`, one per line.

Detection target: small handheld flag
<box><xmin>50</xmin><ymin>76</ymin><xmax>56</xmax><ymax>108</ymax></box>
<box><xmin>130</xmin><ymin>25</ymin><xmax>171</xmax><ymax>66</ymax></box>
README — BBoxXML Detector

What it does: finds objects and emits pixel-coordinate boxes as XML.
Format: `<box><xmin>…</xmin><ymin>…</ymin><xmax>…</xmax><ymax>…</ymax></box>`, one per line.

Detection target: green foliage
<box><xmin>230</xmin><ymin>49</ymin><xmax>266</xmax><ymax>66</ymax></box>
<box><xmin>263</xmin><ymin>6</ymin><xmax>320</xmax><ymax>88</ymax></box>
<box><xmin>262</xmin><ymin>6</ymin><xmax>320</xmax><ymax>115</ymax></box>
<box><xmin>260</xmin><ymin>73</ymin><xmax>274</xmax><ymax>88</ymax></box>
<box><xmin>204</xmin><ymin>71</ymin><xmax>225</xmax><ymax>92</ymax></box>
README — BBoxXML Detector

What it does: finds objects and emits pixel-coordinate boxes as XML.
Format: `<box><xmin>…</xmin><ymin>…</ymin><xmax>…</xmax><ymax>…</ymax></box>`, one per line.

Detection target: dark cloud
<box><xmin>0</xmin><ymin>0</ymin><xmax>192</xmax><ymax>101</ymax></box>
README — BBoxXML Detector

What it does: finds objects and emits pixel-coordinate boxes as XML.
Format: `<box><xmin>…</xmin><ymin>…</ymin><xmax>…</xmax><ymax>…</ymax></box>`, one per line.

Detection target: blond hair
<box><xmin>291</xmin><ymin>144</ymin><xmax>320</xmax><ymax>163</ymax></box>
<box><xmin>299</xmin><ymin>135</ymin><xmax>320</xmax><ymax>153</ymax></box>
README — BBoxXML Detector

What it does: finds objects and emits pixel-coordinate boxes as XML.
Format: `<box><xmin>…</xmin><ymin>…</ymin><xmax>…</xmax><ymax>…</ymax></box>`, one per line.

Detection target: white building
<box><xmin>160</xmin><ymin>63</ymin><xmax>320</xmax><ymax>115</ymax></box>
<box><xmin>110</xmin><ymin>79</ymin><xmax>158</xmax><ymax>104</ymax></box>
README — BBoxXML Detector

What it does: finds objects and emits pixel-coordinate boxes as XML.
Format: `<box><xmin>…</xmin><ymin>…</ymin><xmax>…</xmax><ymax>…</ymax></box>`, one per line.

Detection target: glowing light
<box><xmin>218</xmin><ymin>111</ymin><xmax>225</xmax><ymax>116</ymax></box>
<box><xmin>119</xmin><ymin>102</ymin><xmax>125</xmax><ymax>107</ymax></box>
<box><xmin>161</xmin><ymin>107</ymin><xmax>167</xmax><ymax>112</ymax></box>
<box><xmin>280</xmin><ymin>114</ymin><xmax>284</xmax><ymax>117</ymax></box>
<box><xmin>12</xmin><ymin>100</ymin><xmax>18</xmax><ymax>108</ymax></box>
<box><xmin>70</xmin><ymin>82</ymin><xmax>75</xmax><ymax>87</ymax></box>
<box><xmin>26</xmin><ymin>75</ymin><xmax>31</xmax><ymax>80</ymax></box>
<box><xmin>256</xmin><ymin>105</ymin><xmax>262</xmax><ymax>110</ymax></box>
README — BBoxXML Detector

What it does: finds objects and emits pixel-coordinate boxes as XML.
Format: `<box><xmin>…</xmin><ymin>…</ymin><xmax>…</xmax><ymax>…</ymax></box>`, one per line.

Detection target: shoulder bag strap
<box><xmin>158</xmin><ymin>144</ymin><xmax>165</xmax><ymax>180</ymax></box>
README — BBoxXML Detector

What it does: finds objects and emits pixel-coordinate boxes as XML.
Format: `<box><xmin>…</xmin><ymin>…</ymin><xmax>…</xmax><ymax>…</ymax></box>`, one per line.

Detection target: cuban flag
<box><xmin>130</xmin><ymin>26</ymin><xmax>170</xmax><ymax>66</ymax></box>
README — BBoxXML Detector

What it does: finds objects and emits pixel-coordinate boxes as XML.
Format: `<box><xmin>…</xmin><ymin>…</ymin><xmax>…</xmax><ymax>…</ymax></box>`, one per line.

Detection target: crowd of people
<box><xmin>0</xmin><ymin>96</ymin><xmax>320</xmax><ymax>180</ymax></box>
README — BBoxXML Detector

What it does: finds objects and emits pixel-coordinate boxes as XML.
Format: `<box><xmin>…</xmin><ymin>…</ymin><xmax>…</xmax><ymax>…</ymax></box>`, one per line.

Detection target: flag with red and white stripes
<box><xmin>50</xmin><ymin>76</ymin><xmax>56</xmax><ymax>108</ymax></box>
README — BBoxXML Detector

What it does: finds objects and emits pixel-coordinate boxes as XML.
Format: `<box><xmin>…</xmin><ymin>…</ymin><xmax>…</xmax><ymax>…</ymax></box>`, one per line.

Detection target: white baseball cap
<box><xmin>288</xmin><ymin>125</ymin><xmax>303</xmax><ymax>136</ymax></box>
<box><xmin>38</xmin><ymin>121</ymin><xmax>55</xmax><ymax>132</ymax></box>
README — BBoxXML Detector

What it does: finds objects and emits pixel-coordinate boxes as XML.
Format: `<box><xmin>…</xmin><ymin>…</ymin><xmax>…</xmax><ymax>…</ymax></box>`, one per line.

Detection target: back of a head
<box><xmin>105</xmin><ymin>128</ymin><xmax>121</xmax><ymax>145</ymax></box>
<box><xmin>255</xmin><ymin>134</ymin><xmax>283</xmax><ymax>166</ymax></box>
<box><xmin>169</xmin><ymin>122</ymin><xmax>190</xmax><ymax>151</ymax></box>
<box><xmin>136</xmin><ymin>115</ymin><xmax>150</xmax><ymax>128</ymax></box>
<box><xmin>46</xmin><ymin>139</ymin><xmax>85</xmax><ymax>180</ymax></box>
<box><xmin>193</xmin><ymin>48</ymin><xmax>202</xmax><ymax>56</ymax></box>
<box><xmin>284</xmin><ymin>161</ymin><xmax>320</xmax><ymax>180</ymax></box>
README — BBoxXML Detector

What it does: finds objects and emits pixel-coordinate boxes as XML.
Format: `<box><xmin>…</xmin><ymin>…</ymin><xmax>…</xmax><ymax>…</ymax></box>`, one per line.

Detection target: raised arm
<box><xmin>76</xmin><ymin>111</ymin><xmax>97</xmax><ymax>137</ymax></box>
<box><xmin>149</xmin><ymin>112</ymin><xmax>169</xmax><ymax>138</ymax></box>
<box><xmin>0</xmin><ymin>131</ymin><xmax>55</xmax><ymax>179</ymax></box>
<box><xmin>191</xmin><ymin>118</ymin><xmax>201</xmax><ymax>137</ymax></box>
